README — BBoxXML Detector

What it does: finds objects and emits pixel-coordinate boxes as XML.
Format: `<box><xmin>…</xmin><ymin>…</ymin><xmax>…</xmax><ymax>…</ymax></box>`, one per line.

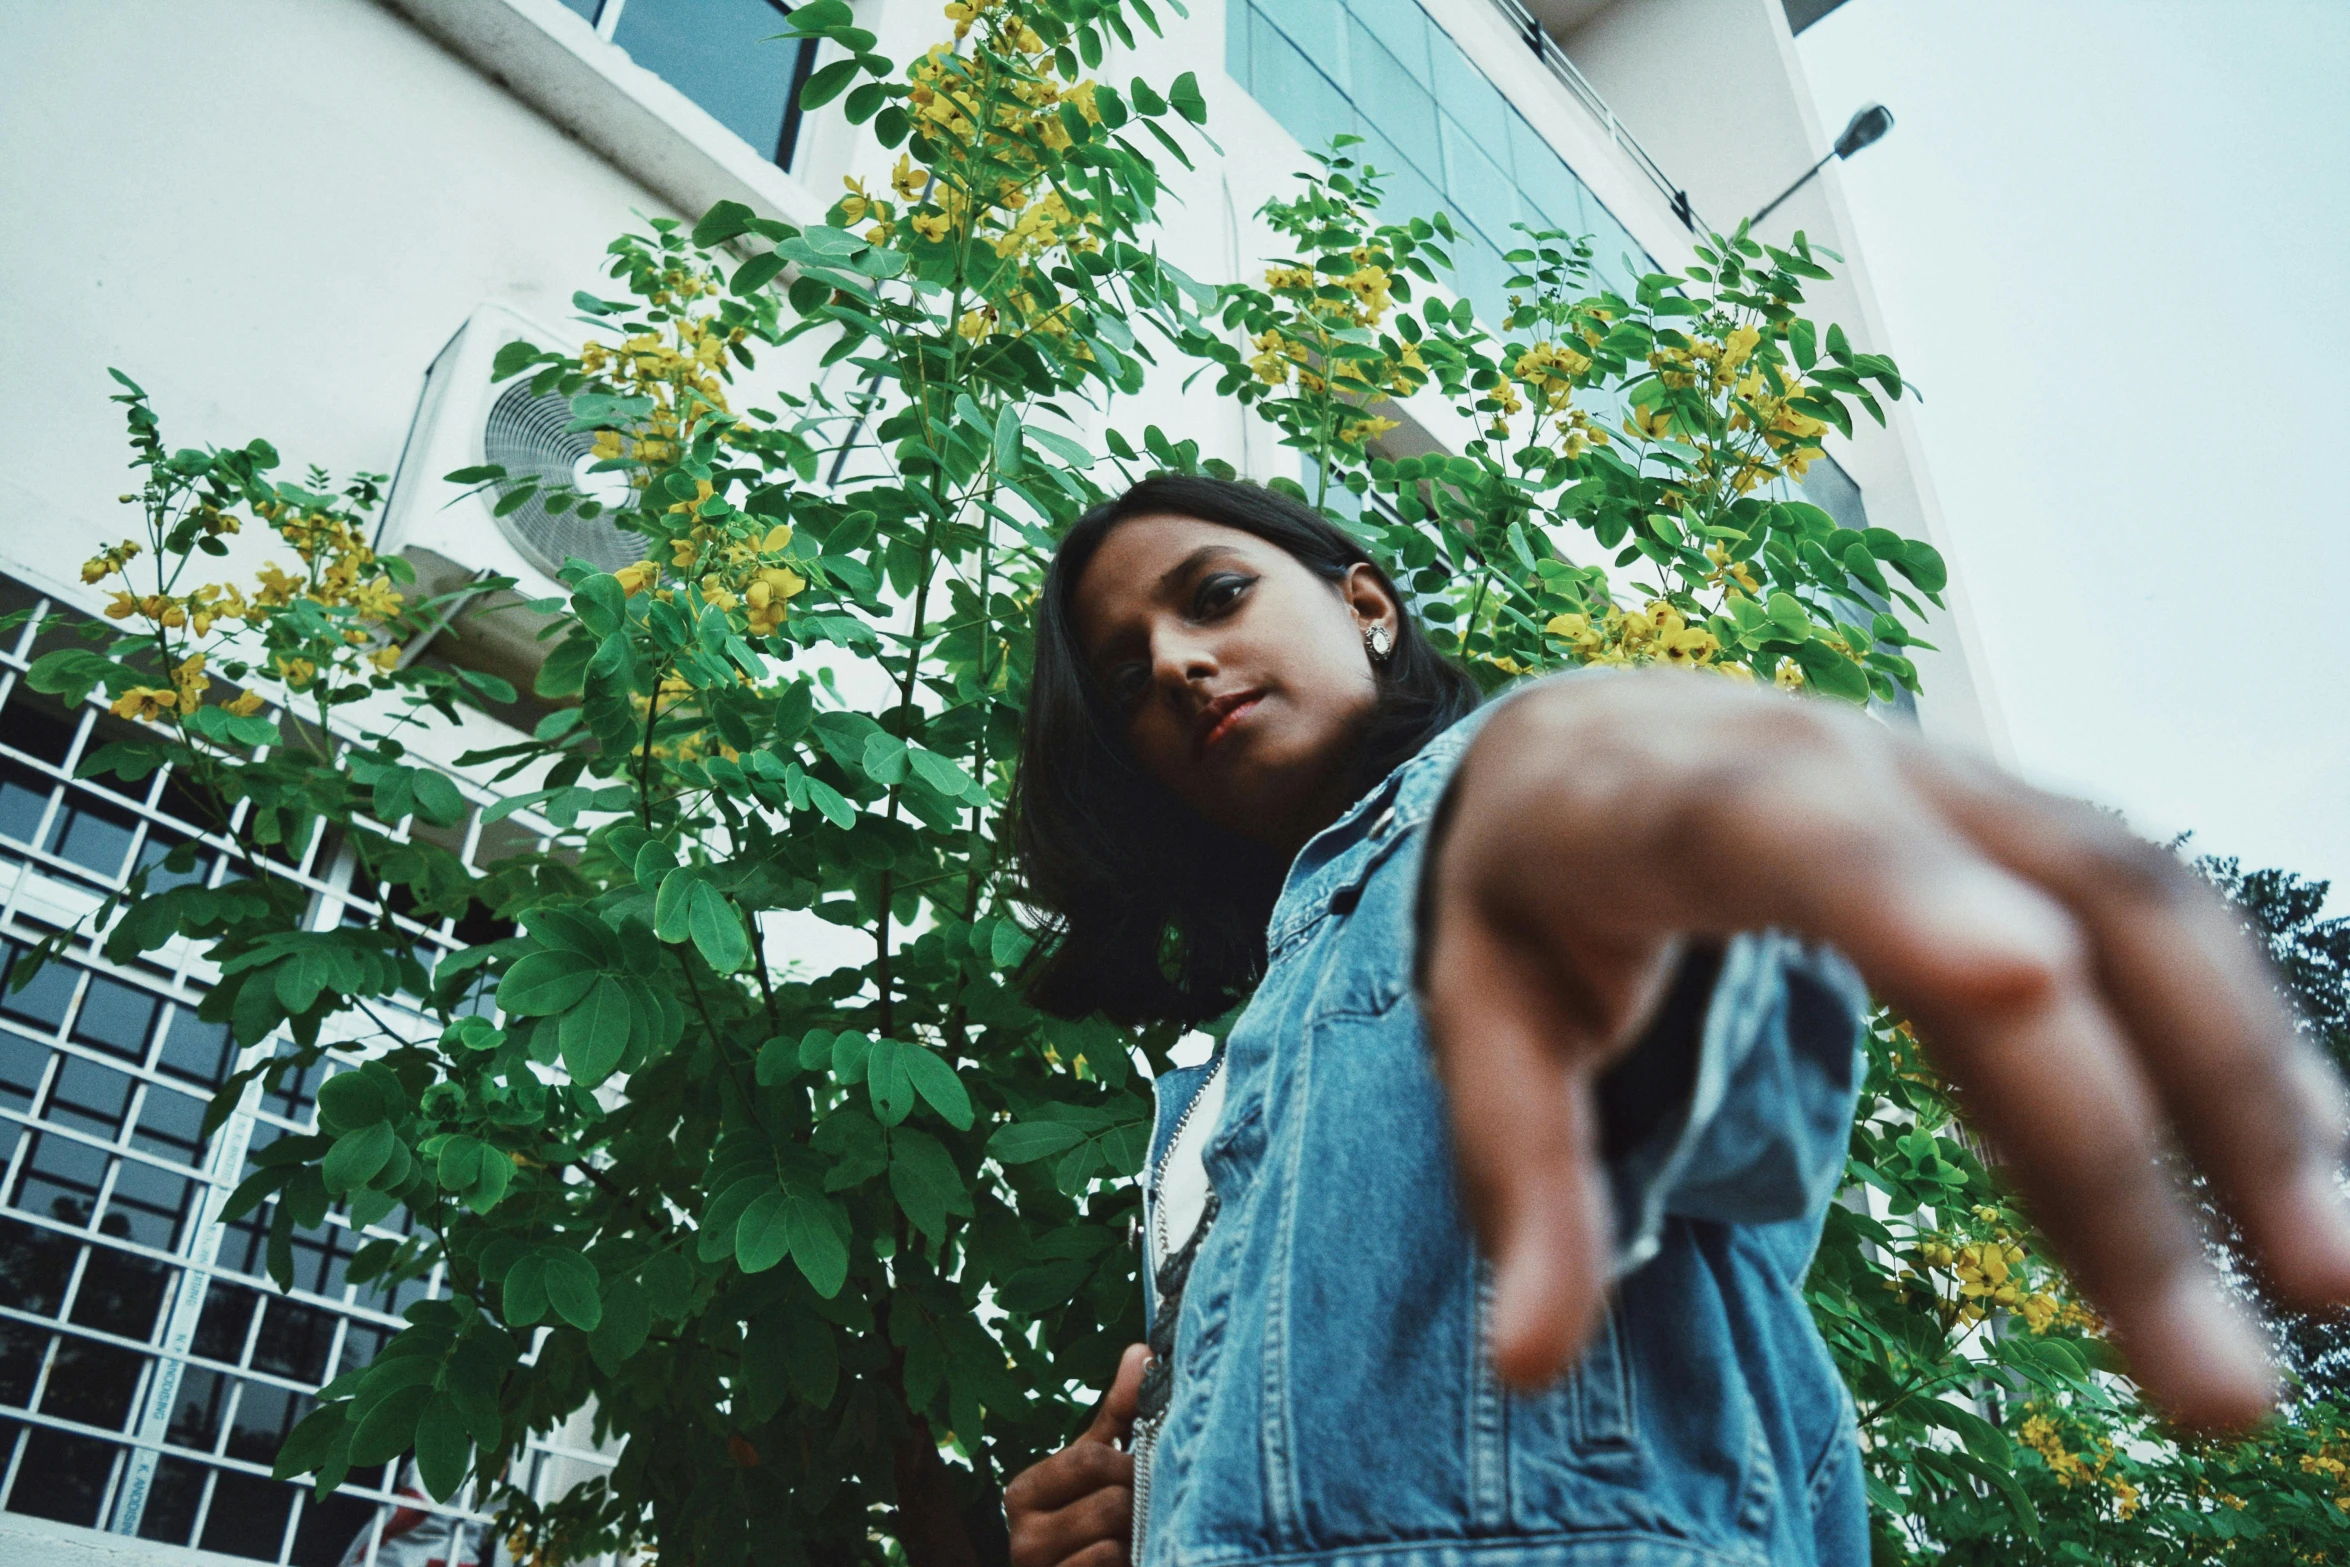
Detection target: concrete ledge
<box><xmin>379</xmin><ymin>0</ymin><xmax>828</xmax><ymax>229</ymax></box>
<box><xmin>0</xmin><ymin>1513</ymin><xmax>263</xmax><ymax>1566</ymax></box>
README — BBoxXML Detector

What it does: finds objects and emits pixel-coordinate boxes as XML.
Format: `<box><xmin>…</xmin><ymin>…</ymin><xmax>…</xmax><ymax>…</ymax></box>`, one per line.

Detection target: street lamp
<box><xmin>1750</xmin><ymin>102</ymin><xmax>1894</xmax><ymax>228</ymax></box>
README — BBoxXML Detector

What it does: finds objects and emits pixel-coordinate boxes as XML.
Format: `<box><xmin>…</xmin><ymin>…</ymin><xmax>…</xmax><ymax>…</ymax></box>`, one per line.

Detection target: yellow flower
<box><xmin>224</xmin><ymin>690</ymin><xmax>266</xmax><ymax>717</ymax></box>
<box><xmin>370</xmin><ymin>645</ymin><xmax>403</xmax><ymax>673</ymax></box>
<box><xmin>1774</xmin><ymin>657</ymin><xmax>1805</xmax><ymax>691</ymax></box>
<box><xmin>109</xmin><ymin>687</ymin><xmax>179</xmax><ymax>722</ymax></box>
<box><xmin>1659</xmin><ymin>626</ymin><xmax>1719</xmax><ymax>667</ymax></box>
<box><xmin>760</xmin><ymin>524</ymin><xmax>793</xmax><ymax>553</ymax></box>
<box><xmin>957</xmin><ymin>308</ymin><xmax>995</xmax><ymax>340</ymax></box>
<box><xmin>1264</xmin><ymin>266</ymin><xmax>1315</xmax><ymax>291</ymax></box>
<box><xmin>1721</xmin><ymin>323</ymin><xmax>1761</xmax><ymax>371</ymax></box>
<box><xmin>892</xmin><ymin>153</ymin><xmax>927</xmax><ymax>201</ymax></box>
<box><xmin>911</xmin><ymin>211</ymin><xmax>953</xmax><ymax>244</ymax></box>
<box><xmin>614</xmin><ymin>560</ymin><xmax>659</xmax><ymax>597</ymax></box>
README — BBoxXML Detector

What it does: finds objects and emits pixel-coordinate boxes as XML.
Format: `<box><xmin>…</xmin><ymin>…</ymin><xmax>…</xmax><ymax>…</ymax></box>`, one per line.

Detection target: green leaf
<box><xmin>800</xmin><ymin>57</ymin><xmax>860</xmax><ymax>110</ymax></box>
<box><xmin>861</xmin><ymin>730</ymin><xmax>908</xmax><ymax>786</ymax></box>
<box><xmin>992</xmin><ymin>404</ymin><xmax>1023</xmax><ymax>475</ymax></box>
<box><xmin>736</xmin><ymin>1189</ymin><xmax>791</xmax><ymax>1274</ymax></box>
<box><xmin>1168</xmin><ymin>69</ymin><xmax>1206</xmax><ymax>123</ymax></box>
<box><xmin>732</xmin><ymin>251</ymin><xmax>788</xmax><ymax>296</ymax></box>
<box><xmin>653</xmin><ymin>865</ymin><xmax>702</xmax><ymax>942</ymax></box>
<box><xmin>588</xmin><ymin>1277</ymin><xmax>653</xmax><ymax>1375</ymax></box>
<box><xmin>687</xmin><ymin>880</ymin><xmax>750</xmax><ymax>973</ymax></box>
<box><xmin>316</xmin><ymin>1070</ymin><xmax>389</xmax><ymax>1131</ymax></box>
<box><xmin>786</xmin><ymin>1196</ymin><xmax>849</xmax><ymax>1296</ymax></box>
<box><xmin>504</xmin><ymin>1252</ymin><xmax>549</xmax><ymax>1325</ymax></box>
<box><xmin>560</xmin><ymin>974</ymin><xmax>632</xmax><ymax>1086</ymax></box>
<box><xmin>887</xmin><ymin>1128</ymin><xmax>970</xmax><ymax>1240</ymax></box>
<box><xmin>693</xmin><ymin>199</ymin><xmax>757</xmax><ymax>247</ymax></box>
<box><xmin>542</xmin><ymin>1250</ymin><xmax>603</xmax><ymax>1331</ymax></box>
<box><xmin>271</xmin><ymin>1400</ymin><xmax>351</xmax><ymax>1481</ymax></box>
<box><xmin>988</xmin><ymin>1120</ymin><xmax>1087</xmax><ymax>1163</ymax></box>
<box><xmin>413</xmin><ymin>1394</ymin><xmax>472</xmax><ymax>1501</ymax></box>
<box><xmin>350</xmin><ymin>1383</ymin><xmax>432</xmax><ymax>1467</ymax></box>
<box><xmin>497</xmin><ymin>948</ymin><xmax>600</xmax><ymax>1016</ymax></box>
<box><xmin>898</xmin><ymin>1045</ymin><xmax>972</xmax><ymax>1128</ymax></box>
<box><xmin>866</xmin><ymin>1037</ymin><xmax>915</xmax><ymax>1126</ymax></box>
<box><xmin>321</xmin><ymin>1122</ymin><xmax>397</xmax><ymax>1194</ymax></box>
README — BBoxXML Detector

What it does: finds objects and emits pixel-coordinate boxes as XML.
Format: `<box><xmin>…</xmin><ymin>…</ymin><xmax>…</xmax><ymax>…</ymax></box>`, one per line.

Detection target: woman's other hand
<box><xmin>1420</xmin><ymin>671</ymin><xmax>2350</xmax><ymax>1430</ymax></box>
<box><xmin>1006</xmin><ymin>1344</ymin><xmax>1150</xmax><ymax>1567</ymax></box>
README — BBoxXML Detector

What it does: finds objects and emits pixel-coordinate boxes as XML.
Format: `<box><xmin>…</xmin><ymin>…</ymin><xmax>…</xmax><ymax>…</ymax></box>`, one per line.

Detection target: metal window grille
<box><xmin>0</xmin><ymin>583</ymin><xmax>618</xmax><ymax>1566</ymax></box>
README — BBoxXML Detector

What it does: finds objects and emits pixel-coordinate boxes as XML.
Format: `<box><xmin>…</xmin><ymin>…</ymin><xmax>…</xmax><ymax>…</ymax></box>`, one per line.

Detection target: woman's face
<box><xmin>1071</xmin><ymin>512</ymin><xmax>1399</xmax><ymax>851</ymax></box>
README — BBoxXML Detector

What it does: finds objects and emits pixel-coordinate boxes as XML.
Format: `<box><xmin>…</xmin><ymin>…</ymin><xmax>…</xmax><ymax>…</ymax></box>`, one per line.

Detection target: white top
<box><xmin>1146</xmin><ymin>1057</ymin><xmax>1228</xmax><ymax>1278</ymax></box>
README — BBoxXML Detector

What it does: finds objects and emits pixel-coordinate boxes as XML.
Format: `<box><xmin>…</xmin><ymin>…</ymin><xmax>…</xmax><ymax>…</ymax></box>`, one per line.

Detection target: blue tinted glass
<box><xmin>1255</xmin><ymin>0</ymin><xmax>1344</xmax><ymax>66</ymax></box>
<box><xmin>1506</xmin><ymin>113</ymin><xmax>1588</xmax><ymax>236</ymax></box>
<box><xmin>1427</xmin><ymin>28</ymin><xmax>1509</xmax><ymax>153</ymax></box>
<box><xmin>1439</xmin><ymin>112</ymin><xmax>1518</xmax><ymax>241</ymax></box>
<box><xmin>1357</xmin><ymin>128</ymin><xmax>1446</xmax><ymax>232</ymax></box>
<box><xmin>1347</xmin><ymin>0</ymin><xmax>1430</xmax><ymax>85</ymax></box>
<box><xmin>556</xmin><ymin>0</ymin><xmax>601</xmax><ymax>19</ymax></box>
<box><xmin>1251</xmin><ymin>8</ymin><xmax>1356</xmax><ymax>164</ymax></box>
<box><xmin>1451</xmin><ymin>231</ymin><xmax>1510</xmax><ymax>326</ymax></box>
<box><xmin>1346</xmin><ymin>21</ymin><xmax>1437</xmax><ymax>179</ymax></box>
<box><xmin>613</xmin><ymin>0</ymin><xmax>801</xmax><ymax>162</ymax></box>
<box><xmin>1584</xmin><ymin>208</ymin><xmax>1649</xmax><ymax>297</ymax></box>
<box><xmin>1228</xmin><ymin>0</ymin><xmax>1253</xmax><ymax>92</ymax></box>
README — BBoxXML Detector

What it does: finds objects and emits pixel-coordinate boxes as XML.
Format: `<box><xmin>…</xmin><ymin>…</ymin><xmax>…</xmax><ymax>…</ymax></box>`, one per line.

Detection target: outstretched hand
<box><xmin>1006</xmin><ymin>1343</ymin><xmax>1150</xmax><ymax>1567</ymax></box>
<box><xmin>1419</xmin><ymin>671</ymin><xmax>2350</xmax><ymax>1430</ymax></box>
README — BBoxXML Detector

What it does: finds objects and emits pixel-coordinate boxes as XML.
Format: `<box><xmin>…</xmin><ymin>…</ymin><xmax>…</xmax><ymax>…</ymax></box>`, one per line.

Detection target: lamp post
<box><xmin>1750</xmin><ymin>102</ymin><xmax>1893</xmax><ymax>228</ymax></box>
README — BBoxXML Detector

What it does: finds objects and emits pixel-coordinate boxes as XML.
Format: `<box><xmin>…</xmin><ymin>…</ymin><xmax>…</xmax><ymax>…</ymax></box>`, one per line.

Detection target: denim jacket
<box><xmin>1137</xmin><ymin>700</ymin><xmax>1870</xmax><ymax>1567</ymax></box>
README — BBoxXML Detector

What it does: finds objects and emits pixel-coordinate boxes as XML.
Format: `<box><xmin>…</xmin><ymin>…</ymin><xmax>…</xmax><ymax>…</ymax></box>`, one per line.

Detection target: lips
<box><xmin>1193</xmin><ymin>690</ymin><xmax>1264</xmax><ymax>758</ymax></box>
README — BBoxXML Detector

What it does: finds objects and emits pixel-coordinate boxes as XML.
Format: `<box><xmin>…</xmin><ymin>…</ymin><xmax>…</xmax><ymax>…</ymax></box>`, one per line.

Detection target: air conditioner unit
<box><xmin>378</xmin><ymin>302</ymin><xmax>645</xmax><ymax>695</ymax></box>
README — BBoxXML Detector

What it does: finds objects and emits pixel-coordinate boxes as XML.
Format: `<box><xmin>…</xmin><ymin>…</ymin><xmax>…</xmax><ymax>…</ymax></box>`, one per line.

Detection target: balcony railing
<box><xmin>1482</xmin><ymin>0</ymin><xmax>1705</xmax><ymax>233</ymax></box>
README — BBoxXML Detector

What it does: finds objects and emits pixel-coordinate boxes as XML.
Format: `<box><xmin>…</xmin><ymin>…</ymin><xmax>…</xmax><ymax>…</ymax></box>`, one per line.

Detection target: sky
<box><xmin>1795</xmin><ymin>2</ymin><xmax>2350</xmax><ymax>912</ymax></box>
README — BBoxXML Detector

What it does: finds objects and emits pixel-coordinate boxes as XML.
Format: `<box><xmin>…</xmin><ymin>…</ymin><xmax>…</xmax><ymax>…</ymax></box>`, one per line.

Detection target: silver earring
<box><xmin>1364</xmin><ymin>623</ymin><xmax>1393</xmax><ymax>664</ymax></box>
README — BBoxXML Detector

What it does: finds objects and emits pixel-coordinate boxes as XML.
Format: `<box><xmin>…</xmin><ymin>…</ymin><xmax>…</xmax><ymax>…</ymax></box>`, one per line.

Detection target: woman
<box><xmin>1002</xmin><ymin>475</ymin><xmax>2350</xmax><ymax>1567</ymax></box>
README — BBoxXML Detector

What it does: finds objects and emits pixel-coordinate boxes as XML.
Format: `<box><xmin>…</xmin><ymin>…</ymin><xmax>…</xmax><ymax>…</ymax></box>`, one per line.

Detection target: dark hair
<box><xmin>1010</xmin><ymin>475</ymin><xmax>1482</xmax><ymax>1025</ymax></box>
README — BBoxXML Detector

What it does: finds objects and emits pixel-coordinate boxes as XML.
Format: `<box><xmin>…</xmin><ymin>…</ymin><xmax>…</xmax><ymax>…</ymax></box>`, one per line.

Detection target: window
<box><xmin>1227</xmin><ymin>0</ymin><xmax>1660</xmax><ymax>324</ymax></box>
<box><xmin>575</xmin><ymin>0</ymin><xmax>821</xmax><ymax>173</ymax></box>
<box><xmin>0</xmin><ymin>587</ymin><xmax>577</xmax><ymax>1563</ymax></box>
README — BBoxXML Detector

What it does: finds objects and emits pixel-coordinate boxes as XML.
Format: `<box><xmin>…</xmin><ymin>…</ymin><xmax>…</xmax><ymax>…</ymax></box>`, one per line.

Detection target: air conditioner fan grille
<box><xmin>482</xmin><ymin>380</ymin><xmax>648</xmax><ymax>581</ymax></box>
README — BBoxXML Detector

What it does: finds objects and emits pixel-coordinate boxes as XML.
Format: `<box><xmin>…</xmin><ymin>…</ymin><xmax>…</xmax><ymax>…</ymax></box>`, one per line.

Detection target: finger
<box><xmin>1419</xmin><ymin>884</ymin><xmax>1617</xmax><ymax>1388</ymax></box>
<box><xmin>1914</xmin><ymin>753</ymin><xmax>2350</xmax><ymax>1310</ymax></box>
<box><xmin>1083</xmin><ymin>1342</ymin><xmax>1150</xmax><ymax>1447</ymax></box>
<box><xmin>1015</xmin><ymin>1483</ymin><xmax>1134</xmax><ymax>1567</ymax></box>
<box><xmin>1057</xmin><ymin>1539</ymin><xmax>1131</xmax><ymax>1567</ymax></box>
<box><xmin>1897</xmin><ymin>931</ymin><xmax>2278</xmax><ymax>1427</ymax></box>
<box><xmin>1003</xmin><ymin>1442</ymin><xmax>1132</xmax><ymax>1519</ymax></box>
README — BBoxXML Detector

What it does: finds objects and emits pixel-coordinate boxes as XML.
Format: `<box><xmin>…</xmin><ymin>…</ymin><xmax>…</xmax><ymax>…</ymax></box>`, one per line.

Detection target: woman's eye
<box><xmin>1108</xmin><ymin>664</ymin><xmax>1150</xmax><ymax>707</ymax></box>
<box><xmin>1194</xmin><ymin>573</ymin><xmax>1251</xmax><ymax>617</ymax></box>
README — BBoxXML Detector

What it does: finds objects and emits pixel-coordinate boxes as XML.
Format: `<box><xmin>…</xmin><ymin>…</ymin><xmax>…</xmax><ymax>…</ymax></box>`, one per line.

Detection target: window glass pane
<box><xmin>1428</xmin><ymin>29</ymin><xmax>1509</xmax><ymax>154</ymax></box>
<box><xmin>1356</xmin><ymin>128</ymin><xmax>1446</xmax><ymax>234</ymax></box>
<box><xmin>72</xmin><ymin>975</ymin><xmax>158</xmax><ymax>1062</ymax></box>
<box><xmin>1347</xmin><ymin>0</ymin><xmax>1430</xmax><ymax>84</ymax></box>
<box><xmin>1507</xmin><ymin>112</ymin><xmax>1588</xmax><ymax>236</ymax></box>
<box><xmin>157</xmin><ymin>1010</ymin><xmax>233</xmax><ymax>1088</ymax></box>
<box><xmin>45</xmin><ymin>792</ymin><xmax>137</xmax><ymax>879</ymax></box>
<box><xmin>1345</xmin><ymin>20</ymin><xmax>1437</xmax><ymax>179</ymax></box>
<box><xmin>5</xmin><ymin>1426</ymin><xmax>119</xmax><ymax>1526</ymax></box>
<box><xmin>0</xmin><ymin>945</ymin><xmax>74</xmax><ymax>1034</ymax></box>
<box><xmin>0</xmin><ymin>686</ymin><xmax>80</xmax><ymax>768</ymax></box>
<box><xmin>1250</xmin><ymin>8</ymin><xmax>1355</xmax><ymax>163</ymax></box>
<box><xmin>0</xmin><ymin>759</ymin><xmax>53</xmax><ymax>847</ymax></box>
<box><xmin>555</xmin><ymin>0</ymin><xmax>600</xmax><ymax>19</ymax></box>
<box><xmin>613</xmin><ymin>0</ymin><xmax>803</xmax><ymax>162</ymax></box>
<box><xmin>1255</xmin><ymin>0</ymin><xmax>1344</xmax><ymax>68</ymax></box>
<box><xmin>1439</xmin><ymin>112</ymin><xmax>1519</xmax><ymax>247</ymax></box>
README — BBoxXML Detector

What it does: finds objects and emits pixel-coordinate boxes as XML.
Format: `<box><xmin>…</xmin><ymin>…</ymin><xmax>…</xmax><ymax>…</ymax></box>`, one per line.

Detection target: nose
<box><xmin>1150</xmin><ymin>624</ymin><xmax>1217</xmax><ymax>706</ymax></box>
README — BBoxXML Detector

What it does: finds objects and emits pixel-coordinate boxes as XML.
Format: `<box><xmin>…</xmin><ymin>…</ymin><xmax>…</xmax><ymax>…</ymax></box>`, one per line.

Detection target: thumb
<box><xmin>1082</xmin><ymin>1342</ymin><xmax>1151</xmax><ymax>1447</ymax></box>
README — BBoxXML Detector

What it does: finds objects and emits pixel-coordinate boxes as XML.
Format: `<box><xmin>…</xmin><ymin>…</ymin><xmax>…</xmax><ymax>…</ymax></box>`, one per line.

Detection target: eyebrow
<box><xmin>1086</xmin><ymin>543</ymin><xmax>1247</xmax><ymax>672</ymax></box>
<box><xmin>1156</xmin><ymin>543</ymin><xmax>1243</xmax><ymax>598</ymax></box>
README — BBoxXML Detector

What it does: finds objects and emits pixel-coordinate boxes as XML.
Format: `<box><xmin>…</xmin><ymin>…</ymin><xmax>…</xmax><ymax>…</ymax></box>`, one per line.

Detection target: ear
<box><xmin>1340</xmin><ymin>563</ymin><xmax>1400</xmax><ymax>640</ymax></box>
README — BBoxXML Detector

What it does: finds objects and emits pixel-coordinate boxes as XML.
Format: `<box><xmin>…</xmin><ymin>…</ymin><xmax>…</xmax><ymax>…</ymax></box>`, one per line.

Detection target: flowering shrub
<box><xmin>31</xmin><ymin>0</ymin><xmax>2339</xmax><ymax>1563</ymax></box>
